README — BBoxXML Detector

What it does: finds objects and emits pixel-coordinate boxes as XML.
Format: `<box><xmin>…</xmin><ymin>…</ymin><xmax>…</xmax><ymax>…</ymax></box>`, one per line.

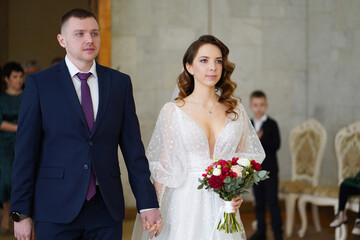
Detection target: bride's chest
<box><xmin>177</xmin><ymin>112</ymin><xmax>242</xmax><ymax>159</ymax></box>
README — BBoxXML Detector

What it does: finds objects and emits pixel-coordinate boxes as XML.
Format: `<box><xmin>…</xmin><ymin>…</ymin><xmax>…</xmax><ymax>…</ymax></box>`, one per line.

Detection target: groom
<box><xmin>10</xmin><ymin>8</ymin><xmax>161</xmax><ymax>240</ymax></box>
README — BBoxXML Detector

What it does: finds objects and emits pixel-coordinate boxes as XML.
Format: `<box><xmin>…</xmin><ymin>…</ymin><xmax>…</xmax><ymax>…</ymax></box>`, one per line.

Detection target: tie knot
<box><xmin>77</xmin><ymin>72</ymin><xmax>92</xmax><ymax>81</ymax></box>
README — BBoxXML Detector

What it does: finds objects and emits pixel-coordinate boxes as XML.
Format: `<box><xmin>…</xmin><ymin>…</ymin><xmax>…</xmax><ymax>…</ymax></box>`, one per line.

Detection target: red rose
<box><xmin>232</xmin><ymin>157</ymin><xmax>239</xmax><ymax>166</ymax></box>
<box><xmin>251</xmin><ymin>160</ymin><xmax>262</xmax><ymax>171</ymax></box>
<box><xmin>221</xmin><ymin>166</ymin><xmax>231</xmax><ymax>177</ymax></box>
<box><xmin>229</xmin><ymin>171</ymin><xmax>237</xmax><ymax>178</ymax></box>
<box><xmin>208</xmin><ymin>175</ymin><xmax>224</xmax><ymax>189</ymax></box>
<box><xmin>218</xmin><ymin>159</ymin><xmax>229</xmax><ymax>168</ymax></box>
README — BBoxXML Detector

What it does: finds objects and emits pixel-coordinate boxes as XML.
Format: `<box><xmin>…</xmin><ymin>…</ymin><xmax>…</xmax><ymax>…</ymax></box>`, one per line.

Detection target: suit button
<box><xmin>84</xmin><ymin>164</ymin><xmax>89</xmax><ymax>170</ymax></box>
<box><xmin>89</xmin><ymin>141</ymin><xmax>93</xmax><ymax>146</ymax></box>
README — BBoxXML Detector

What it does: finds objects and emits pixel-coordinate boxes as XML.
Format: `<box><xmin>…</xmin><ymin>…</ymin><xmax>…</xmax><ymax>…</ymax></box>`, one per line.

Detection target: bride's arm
<box><xmin>235</xmin><ymin>103</ymin><xmax>265</xmax><ymax>164</ymax></box>
<box><xmin>154</xmin><ymin>181</ymin><xmax>166</xmax><ymax>207</ymax></box>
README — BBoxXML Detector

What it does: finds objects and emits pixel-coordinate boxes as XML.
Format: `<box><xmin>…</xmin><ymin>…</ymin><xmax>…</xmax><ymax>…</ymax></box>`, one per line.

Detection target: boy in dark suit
<box><xmin>248</xmin><ymin>90</ymin><xmax>283</xmax><ymax>240</ymax></box>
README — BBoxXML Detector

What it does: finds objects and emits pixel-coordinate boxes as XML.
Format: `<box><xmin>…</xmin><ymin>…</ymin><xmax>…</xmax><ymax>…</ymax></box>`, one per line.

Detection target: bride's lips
<box><xmin>206</xmin><ymin>75</ymin><xmax>217</xmax><ymax>79</ymax></box>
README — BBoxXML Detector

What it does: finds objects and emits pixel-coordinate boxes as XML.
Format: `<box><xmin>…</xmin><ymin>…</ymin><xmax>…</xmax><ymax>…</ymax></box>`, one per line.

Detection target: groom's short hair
<box><xmin>61</xmin><ymin>8</ymin><xmax>98</xmax><ymax>29</ymax></box>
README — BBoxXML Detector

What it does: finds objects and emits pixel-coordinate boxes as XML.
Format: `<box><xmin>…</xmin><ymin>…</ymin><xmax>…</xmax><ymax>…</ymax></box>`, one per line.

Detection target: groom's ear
<box><xmin>186</xmin><ymin>63</ymin><xmax>193</xmax><ymax>75</ymax></box>
<box><xmin>57</xmin><ymin>34</ymin><xmax>66</xmax><ymax>48</ymax></box>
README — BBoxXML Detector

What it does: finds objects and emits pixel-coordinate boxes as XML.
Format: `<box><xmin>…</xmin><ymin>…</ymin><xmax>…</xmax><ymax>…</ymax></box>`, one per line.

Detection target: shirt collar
<box><xmin>65</xmin><ymin>55</ymin><xmax>97</xmax><ymax>79</ymax></box>
<box><xmin>254</xmin><ymin>114</ymin><xmax>268</xmax><ymax>123</ymax></box>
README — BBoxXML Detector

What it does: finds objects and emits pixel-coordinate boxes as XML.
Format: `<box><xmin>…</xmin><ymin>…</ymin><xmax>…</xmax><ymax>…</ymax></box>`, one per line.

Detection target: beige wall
<box><xmin>112</xmin><ymin>0</ymin><xmax>211</xmax><ymax>207</ymax></box>
<box><xmin>7</xmin><ymin>0</ymin><xmax>88</xmax><ymax>69</ymax></box>
<box><xmin>113</xmin><ymin>0</ymin><xmax>360</xmax><ymax>207</ymax></box>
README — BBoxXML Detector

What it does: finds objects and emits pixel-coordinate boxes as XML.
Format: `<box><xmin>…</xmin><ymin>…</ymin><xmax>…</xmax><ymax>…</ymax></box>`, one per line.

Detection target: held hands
<box><xmin>140</xmin><ymin>209</ymin><xmax>163</xmax><ymax>239</ymax></box>
<box><xmin>14</xmin><ymin>218</ymin><xmax>35</xmax><ymax>240</ymax></box>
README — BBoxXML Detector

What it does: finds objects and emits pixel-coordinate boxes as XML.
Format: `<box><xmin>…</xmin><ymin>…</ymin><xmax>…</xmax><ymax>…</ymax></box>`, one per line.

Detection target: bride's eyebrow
<box><xmin>198</xmin><ymin>56</ymin><xmax>223</xmax><ymax>59</ymax></box>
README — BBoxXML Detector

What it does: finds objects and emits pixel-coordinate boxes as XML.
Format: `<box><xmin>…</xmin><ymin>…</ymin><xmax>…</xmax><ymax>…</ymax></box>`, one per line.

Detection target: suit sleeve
<box><xmin>261</xmin><ymin>120</ymin><xmax>281</xmax><ymax>152</ymax></box>
<box><xmin>118</xmin><ymin>76</ymin><xmax>159</xmax><ymax>211</ymax></box>
<box><xmin>10</xmin><ymin>76</ymin><xmax>42</xmax><ymax>216</ymax></box>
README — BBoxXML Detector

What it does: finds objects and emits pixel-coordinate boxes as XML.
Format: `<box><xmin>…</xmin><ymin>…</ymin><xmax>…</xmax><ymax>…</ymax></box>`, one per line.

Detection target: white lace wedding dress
<box><xmin>132</xmin><ymin>102</ymin><xmax>265</xmax><ymax>240</ymax></box>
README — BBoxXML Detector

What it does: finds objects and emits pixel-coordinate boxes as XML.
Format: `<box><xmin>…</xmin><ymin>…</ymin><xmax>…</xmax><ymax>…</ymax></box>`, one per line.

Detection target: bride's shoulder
<box><xmin>235</xmin><ymin>101</ymin><xmax>245</xmax><ymax>110</ymax></box>
<box><xmin>159</xmin><ymin>102</ymin><xmax>178</xmax><ymax>115</ymax></box>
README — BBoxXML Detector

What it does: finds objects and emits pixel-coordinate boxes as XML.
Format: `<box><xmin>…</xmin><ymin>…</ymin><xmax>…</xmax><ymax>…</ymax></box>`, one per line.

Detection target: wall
<box><xmin>112</xmin><ymin>0</ymin><xmax>360</xmax><ymax>207</ymax></box>
<box><xmin>7</xmin><ymin>0</ymin><xmax>88</xmax><ymax>69</ymax></box>
<box><xmin>308</xmin><ymin>0</ymin><xmax>360</xmax><ymax>181</ymax></box>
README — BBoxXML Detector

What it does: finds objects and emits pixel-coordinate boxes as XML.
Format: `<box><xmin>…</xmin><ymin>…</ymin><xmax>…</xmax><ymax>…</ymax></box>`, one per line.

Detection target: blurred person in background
<box><xmin>24</xmin><ymin>60</ymin><xmax>41</xmax><ymax>75</ymax></box>
<box><xmin>51</xmin><ymin>57</ymin><xmax>63</xmax><ymax>66</ymax></box>
<box><xmin>0</xmin><ymin>62</ymin><xmax>24</xmax><ymax>234</ymax></box>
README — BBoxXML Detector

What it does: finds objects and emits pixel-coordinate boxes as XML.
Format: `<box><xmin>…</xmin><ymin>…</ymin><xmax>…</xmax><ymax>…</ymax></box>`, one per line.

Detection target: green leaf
<box><xmin>224</xmin><ymin>176</ymin><xmax>231</xmax><ymax>183</ymax></box>
<box><xmin>253</xmin><ymin>174</ymin><xmax>260</xmax><ymax>182</ymax></box>
<box><xmin>246</xmin><ymin>182</ymin><xmax>254</xmax><ymax>189</ymax></box>
<box><xmin>242</xmin><ymin>190</ymin><xmax>249</xmax><ymax>194</ymax></box>
<box><xmin>197</xmin><ymin>184</ymin><xmax>204</xmax><ymax>189</ymax></box>
<box><xmin>258</xmin><ymin>170</ymin><xmax>267</xmax><ymax>179</ymax></box>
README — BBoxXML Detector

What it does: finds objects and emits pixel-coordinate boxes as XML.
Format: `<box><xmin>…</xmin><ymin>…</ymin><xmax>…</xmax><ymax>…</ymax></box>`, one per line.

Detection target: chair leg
<box><xmin>252</xmin><ymin>220</ymin><xmax>257</xmax><ymax>231</ymax></box>
<box><xmin>297</xmin><ymin>196</ymin><xmax>308</xmax><ymax>238</ymax></box>
<box><xmin>339</xmin><ymin>224</ymin><xmax>347</xmax><ymax>240</ymax></box>
<box><xmin>284</xmin><ymin>194</ymin><xmax>298</xmax><ymax>237</ymax></box>
<box><xmin>311</xmin><ymin>204</ymin><xmax>321</xmax><ymax>232</ymax></box>
<box><xmin>332</xmin><ymin>206</ymin><xmax>346</xmax><ymax>240</ymax></box>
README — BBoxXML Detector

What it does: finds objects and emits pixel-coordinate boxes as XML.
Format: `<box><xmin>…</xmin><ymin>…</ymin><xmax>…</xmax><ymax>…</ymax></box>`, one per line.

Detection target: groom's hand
<box><xmin>14</xmin><ymin>217</ymin><xmax>35</xmax><ymax>240</ymax></box>
<box><xmin>140</xmin><ymin>209</ymin><xmax>162</xmax><ymax>238</ymax></box>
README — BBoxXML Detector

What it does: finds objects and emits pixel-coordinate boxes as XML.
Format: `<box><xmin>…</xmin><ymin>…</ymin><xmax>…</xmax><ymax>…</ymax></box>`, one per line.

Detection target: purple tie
<box><xmin>77</xmin><ymin>72</ymin><xmax>96</xmax><ymax>201</ymax></box>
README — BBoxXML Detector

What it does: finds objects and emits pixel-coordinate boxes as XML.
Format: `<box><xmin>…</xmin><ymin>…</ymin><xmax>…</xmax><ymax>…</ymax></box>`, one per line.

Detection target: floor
<box><xmin>1</xmin><ymin>202</ymin><xmax>359</xmax><ymax>240</ymax></box>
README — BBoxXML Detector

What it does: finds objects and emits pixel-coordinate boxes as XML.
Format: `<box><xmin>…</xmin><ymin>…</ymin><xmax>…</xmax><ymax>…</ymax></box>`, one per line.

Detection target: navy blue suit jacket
<box><xmin>10</xmin><ymin>60</ymin><xmax>158</xmax><ymax>223</ymax></box>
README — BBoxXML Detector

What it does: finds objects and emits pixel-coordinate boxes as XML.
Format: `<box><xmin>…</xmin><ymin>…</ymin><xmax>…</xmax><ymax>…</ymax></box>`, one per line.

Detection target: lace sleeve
<box><xmin>234</xmin><ymin>103</ymin><xmax>265</xmax><ymax>164</ymax></box>
<box><xmin>147</xmin><ymin>103</ymin><xmax>187</xmax><ymax>190</ymax></box>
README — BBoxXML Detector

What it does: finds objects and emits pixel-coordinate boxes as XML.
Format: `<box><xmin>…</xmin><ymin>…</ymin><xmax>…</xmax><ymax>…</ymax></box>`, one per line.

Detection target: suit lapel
<box><xmin>56</xmin><ymin>60</ymin><xmax>88</xmax><ymax>130</ymax></box>
<box><xmin>260</xmin><ymin>118</ymin><xmax>269</xmax><ymax>131</ymax></box>
<box><xmin>91</xmin><ymin>63</ymin><xmax>111</xmax><ymax>136</ymax></box>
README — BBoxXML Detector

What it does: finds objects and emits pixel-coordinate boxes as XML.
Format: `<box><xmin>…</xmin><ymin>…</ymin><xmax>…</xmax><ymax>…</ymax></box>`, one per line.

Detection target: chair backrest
<box><xmin>335</xmin><ymin>121</ymin><xmax>360</xmax><ymax>185</ymax></box>
<box><xmin>289</xmin><ymin>119</ymin><xmax>327</xmax><ymax>186</ymax></box>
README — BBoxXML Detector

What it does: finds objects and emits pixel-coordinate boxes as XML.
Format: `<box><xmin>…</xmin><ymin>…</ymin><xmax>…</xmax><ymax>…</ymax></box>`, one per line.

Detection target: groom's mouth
<box><xmin>84</xmin><ymin>48</ymin><xmax>95</xmax><ymax>53</ymax></box>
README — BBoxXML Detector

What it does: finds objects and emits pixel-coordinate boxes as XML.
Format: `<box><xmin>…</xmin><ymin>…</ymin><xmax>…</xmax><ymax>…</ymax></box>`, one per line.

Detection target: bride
<box><xmin>132</xmin><ymin>35</ymin><xmax>265</xmax><ymax>240</ymax></box>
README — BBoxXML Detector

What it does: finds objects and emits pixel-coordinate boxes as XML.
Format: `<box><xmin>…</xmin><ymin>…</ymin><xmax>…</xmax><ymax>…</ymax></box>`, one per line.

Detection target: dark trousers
<box><xmin>253</xmin><ymin>173</ymin><xmax>283</xmax><ymax>236</ymax></box>
<box><xmin>35</xmin><ymin>187</ymin><xmax>123</xmax><ymax>240</ymax></box>
<box><xmin>338</xmin><ymin>182</ymin><xmax>360</xmax><ymax>218</ymax></box>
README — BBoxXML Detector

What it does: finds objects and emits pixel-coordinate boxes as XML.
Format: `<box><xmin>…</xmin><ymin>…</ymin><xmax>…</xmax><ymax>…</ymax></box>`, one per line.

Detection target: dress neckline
<box><xmin>172</xmin><ymin>102</ymin><xmax>230</xmax><ymax>159</ymax></box>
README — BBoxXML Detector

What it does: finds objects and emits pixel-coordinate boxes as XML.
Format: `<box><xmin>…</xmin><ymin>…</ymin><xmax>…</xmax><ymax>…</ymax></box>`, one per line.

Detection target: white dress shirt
<box><xmin>65</xmin><ymin>56</ymin><xmax>99</xmax><ymax>120</ymax></box>
<box><xmin>253</xmin><ymin>114</ymin><xmax>268</xmax><ymax>133</ymax></box>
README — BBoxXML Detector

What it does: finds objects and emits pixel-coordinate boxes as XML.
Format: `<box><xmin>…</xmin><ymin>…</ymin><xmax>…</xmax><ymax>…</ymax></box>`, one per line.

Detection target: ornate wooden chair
<box><xmin>279</xmin><ymin>119</ymin><xmax>327</xmax><ymax>237</ymax></box>
<box><xmin>297</xmin><ymin>121</ymin><xmax>360</xmax><ymax>239</ymax></box>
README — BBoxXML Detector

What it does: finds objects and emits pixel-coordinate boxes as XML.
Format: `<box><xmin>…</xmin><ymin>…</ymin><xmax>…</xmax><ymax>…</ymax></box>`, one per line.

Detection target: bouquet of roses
<box><xmin>198</xmin><ymin>157</ymin><xmax>269</xmax><ymax>234</ymax></box>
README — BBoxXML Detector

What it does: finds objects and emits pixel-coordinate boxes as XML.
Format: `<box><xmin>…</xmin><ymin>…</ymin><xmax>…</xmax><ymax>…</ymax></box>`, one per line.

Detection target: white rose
<box><xmin>213</xmin><ymin>168</ymin><xmax>222</xmax><ymax>176</ymax></box>
<box><xmin>237</xmin><ymin>157</ymin><xmax>250</xmax><ymax>167</ymax></box>
<box><xmin>231</xmin><ymin>165</ymin><xmax>243</xmax><ymax>178</ymax></box>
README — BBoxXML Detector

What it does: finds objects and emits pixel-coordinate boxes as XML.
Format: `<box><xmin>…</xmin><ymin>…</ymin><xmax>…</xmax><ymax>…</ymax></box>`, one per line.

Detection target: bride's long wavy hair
<box><xmin>176</xmin><ymin>35</ymin><xmax>239</xmax><ymax>120</ymax></box>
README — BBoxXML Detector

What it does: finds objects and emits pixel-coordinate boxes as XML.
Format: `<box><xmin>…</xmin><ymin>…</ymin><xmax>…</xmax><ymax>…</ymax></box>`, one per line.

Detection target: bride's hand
<box><xmin>232</xmin><ymin>195</ymin><xmax>243</xmax><ymax>211</ymax></box>
<box><xmin>146</xmin><ymin>219</ymin><xmax>164</xmax><ymax>238</ymax></box>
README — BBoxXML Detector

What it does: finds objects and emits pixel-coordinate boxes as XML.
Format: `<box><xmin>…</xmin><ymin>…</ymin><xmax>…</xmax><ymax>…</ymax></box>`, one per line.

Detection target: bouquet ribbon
<box><xmin>210</xmin><ymin>201</ymin><xmax>237</xmax><ymax>240</ymax></box>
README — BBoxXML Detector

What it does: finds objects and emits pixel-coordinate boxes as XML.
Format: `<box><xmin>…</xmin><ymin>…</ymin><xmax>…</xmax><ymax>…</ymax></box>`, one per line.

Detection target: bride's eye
<box><xmin>200</xmin><ymin>59</ymin><xmax>207</xmax><ymax>63</ymax></box>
